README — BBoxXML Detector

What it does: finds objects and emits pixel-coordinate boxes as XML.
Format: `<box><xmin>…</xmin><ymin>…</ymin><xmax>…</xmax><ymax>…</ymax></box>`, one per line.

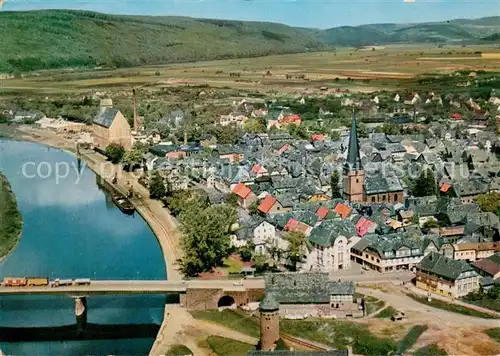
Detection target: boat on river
<box><xmin>111</xmin><ymin>194</ymin><xmax>135</xmax><ymax>215</ymax></box>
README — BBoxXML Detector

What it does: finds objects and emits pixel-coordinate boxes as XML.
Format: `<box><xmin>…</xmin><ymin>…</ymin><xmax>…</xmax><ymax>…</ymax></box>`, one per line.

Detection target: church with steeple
<box><xmin>343</xmin><ymin>111</ymin><xmax>404</xmax><ymax>204</ymax></box>
<box><xmin>343</xmin><ymin>112</ymin><xmax>365</xmax><ymax>202</ymax></box>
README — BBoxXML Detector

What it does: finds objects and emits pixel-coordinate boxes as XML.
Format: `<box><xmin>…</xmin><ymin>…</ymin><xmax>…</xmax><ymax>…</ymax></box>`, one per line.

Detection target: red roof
<box><xmin>281</xmin><ymin>114</ymin><xmax>301</xmax><ymax>123</ymax></box>
<box><xmin>258</xmin><ymin>195</ymin><xmax>277</xmax><ymax>214</ymax></box>
<box><xmin>311</xmin><ymin>134</ymin><xmax>325</xmax><ymax>141</ymax></box>
<box><xmin>316</xmin><ymin>206</ymin><xmax>329</xmax><ymax>220</ymax></box>
<box><xmin>440</xmin><ymin>183</ymin><xmax>451</xmax><ymax>193</ymax></box>
<box><xmin>472</xmin><ymin>259</ymin><xmax>500</xmax><ymax>277</ymax></box>
<box><xmin>334</xmin><ymin>202</ymin><xmax>352</xmax><ymax>219</ymax></box>
<box><xmin>356</xmin><ymin>217</ymin><xmax>374</xmax><ymax>237</ymax></box>
<box><xmin>232</xmin><ymin>182</ymin><xmax>252</xmax><ymax>199</ymax></box>
<box><xmin>284</xmin><ymin>218</ymin><xmax>310</xmax><ymax>235</ymax></box>
<box><xmin>251</xmin><ymin>164</ymin><xmax>261</xmax><ymax>174</ymax></box>
<box><xmin>450</xmin><ymin>113</ymin><xmax>462</xmax><ymax>119</ymax></box>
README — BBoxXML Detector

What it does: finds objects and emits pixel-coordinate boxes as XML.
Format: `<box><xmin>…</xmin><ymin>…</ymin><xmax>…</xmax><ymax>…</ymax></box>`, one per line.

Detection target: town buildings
<box><xmin>415</xmin><ymin>251</ymin><xmax>481</xmax><ymax>298</ymax></box>
<box><xmin>263</xmin><ymin>272</ymin><xmax>362</xmax><ymax>318</ymax></box>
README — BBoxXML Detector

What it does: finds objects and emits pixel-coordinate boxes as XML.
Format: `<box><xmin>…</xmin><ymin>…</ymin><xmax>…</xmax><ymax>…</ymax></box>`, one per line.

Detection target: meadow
<box><xmin>2</xmin><ymin>44</ymin><xmax>499</xmax><ymax>96</ymax></box>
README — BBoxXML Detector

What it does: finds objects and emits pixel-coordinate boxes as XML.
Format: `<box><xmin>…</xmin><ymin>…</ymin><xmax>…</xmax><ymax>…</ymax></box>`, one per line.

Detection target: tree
<box><xmin>330</xmin><ymin>131</ymin><xmax>341</xmax><ymax>141</ymax></box>
<box><xmin>178</xmin><ymin>204</ymin><xmax>237</xmax><ymax>276</ymax></box>
<box><xmin>288</xmin><ymin>124</ymin><xmax>308</xmax><ymax>139</ymax></box>
<box><xmin>149</xmin><ymin>171</ymin><xmax>166</xmax><ymax>199</ymax></box>
<box><xmin>252</xmin><ymin>252</ymin><xmax>270</xmax><ymax>273</ymax></box>
<box><xmin>244</xmin><ymin>118</ymin><xmax>266</xmax><ymax>133</ymax></box>
<box><xmin>284</xmin><ymin>231</ymin><xmax>306</xmax><ymax>271</ymax></box>
<box><xmin>266</xmin><ymin>238</ymin><xmax>284</xmax><ymax>266</ymax></box>
<box><xmin>122</xmin><ymin>143</ymin><xmax>147</xmax><ymax>170</ymax></box>
<box><xmin>227</xmin><ymin>193</ymin><xmax>239</xmax><ymax>207</ymax></box>
<box><xmin>239</xmin><ymin>242</ymin><xmax>254</xmax><ymax>262</ymax></box>
<box><xmin>330</xmin><ymin>170</ymin><xmax>341</xmax><ymax>199</ymax></box>
<box><xmin>249</xmin><ymin>200</ymin><xmax>260</xmax><ymax>215</ymax></box>
<box><xmin>422</xmin><ymin>220</ymin><xmax>439</xmax><ymax>229</ymax></box>
<box><xmin>105</xmin><ymin>143</ymin><xmax>125</xmax><ymax>164</ymax></box>
<box><xmin>411</xmin><ymin>168</ymin><xmax>438</xmax><ymax>197</ymax></box>
<box><xmin>475</xmin><ymin>192</ymin><xmax>500</xmax><ymax>216</ymax></box>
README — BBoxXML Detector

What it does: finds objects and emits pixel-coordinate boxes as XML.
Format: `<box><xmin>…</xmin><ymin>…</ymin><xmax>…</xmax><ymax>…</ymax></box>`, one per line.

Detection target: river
<box><xmin>0</xmin><ymin>139</ymin><xmax>166</xmax><ymax>355</ymax></box>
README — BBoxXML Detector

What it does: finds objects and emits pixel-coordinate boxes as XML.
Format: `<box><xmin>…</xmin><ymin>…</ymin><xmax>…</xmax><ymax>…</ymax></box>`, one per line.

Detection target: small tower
<box><xmin>259</xmin><ymin>292</ymin><xmax>280</xmax><ymax>351</ymax></box>
<box><xmin>343</xmin><ymin>109</ymin><xmax>364</xmax><ymax>202</ymax></box>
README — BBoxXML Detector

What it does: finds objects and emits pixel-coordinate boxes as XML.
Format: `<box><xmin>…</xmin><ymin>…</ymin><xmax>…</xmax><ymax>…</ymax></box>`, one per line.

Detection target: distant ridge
<box><xmin>0</xmin><ymin>10</ymin><xmax>498</xmax><ymax>72</ymax></box>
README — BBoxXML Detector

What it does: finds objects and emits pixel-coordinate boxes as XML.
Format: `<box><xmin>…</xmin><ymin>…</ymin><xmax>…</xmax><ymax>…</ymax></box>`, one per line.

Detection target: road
<box><xmin>357</xmin><ymin>285</ymin><xmax>500</xmax><ymax>327</ymax></box>
<box><xmin>0</xmin><ymin>279</ymin><xmax>265</xmax><ymax>296</ymax></box>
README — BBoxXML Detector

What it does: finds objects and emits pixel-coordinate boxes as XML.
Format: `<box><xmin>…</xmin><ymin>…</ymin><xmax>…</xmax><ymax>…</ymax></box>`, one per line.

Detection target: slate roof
<box><xmin>344</xmin><ymin>111</ymin><xmax>362</xmax><ymax>172</ymax></box>
<box><xmin>364</xmin><ymin>173</ymin><xmax>403</xmax><ymax>195</ymax></box>
<box><xmin>260</xmin><ymin>292</ymin><xmax>279</xmax><ymax>311</ymax></box>
<box><xmin>352</xmin><ymin>232</ymin><xmax>437</xmax><ymax>260</ymax></box>
<box><xmin>418</xmin><ymin>252</ymin><xmax>476</xmax><ymax>281</ymax></box>
<box><xmin>264</xmin><ymin>273</ymin><xmax>355</xmax><ymax>304</ymax></box>
<box><xmin>308</xmin><ymin>220</ymin><xmax>355</xmax><ymax>247</ymax></box>
<box><xmin>453</xmin><ymin>178</ymin><xmax>489</xmax><ymax>197</ymax></box>
<box><xmin>93</xmin><ymin>107</ymin><xmax>120</xmax><ymax>128</ymax></box>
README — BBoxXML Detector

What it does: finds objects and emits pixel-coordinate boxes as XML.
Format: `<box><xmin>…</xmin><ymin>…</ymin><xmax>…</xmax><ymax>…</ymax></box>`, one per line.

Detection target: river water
<box><xmin>0</xmin><ymin>139</ymin><xmax>166</xmax><ymax>355</ymax></box>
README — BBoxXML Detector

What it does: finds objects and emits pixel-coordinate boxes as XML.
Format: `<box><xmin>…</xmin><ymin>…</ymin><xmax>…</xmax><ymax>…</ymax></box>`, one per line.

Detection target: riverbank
<box><xmin>0</xmin><ymin>124</ymin><xmax>181</xmax><ymax>281</ymax></box>
<box><xmin>0</xmin><ymin>171</ymin><xmax>23</xmax><ymax>262</ymax></box>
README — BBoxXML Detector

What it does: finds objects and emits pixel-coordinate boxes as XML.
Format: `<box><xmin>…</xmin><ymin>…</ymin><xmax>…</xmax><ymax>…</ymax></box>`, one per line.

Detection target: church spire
<box><xmin>344</xmin><ymin>109</ymin><xmax>362</xmax><ymax>172</ymax></box>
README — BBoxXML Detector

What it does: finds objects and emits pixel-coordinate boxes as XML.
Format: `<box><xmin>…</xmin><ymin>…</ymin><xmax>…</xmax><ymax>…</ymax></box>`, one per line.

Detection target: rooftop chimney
<box><xmin>183</xmin><ymin>131</ymin><xmax>188</xmax><ymax>146</ymax></box>
<box><xmin>99</xmin><ymin>98</ymin><xmax>113</xmax><ymax>113</ymax></box>
<box><xmin>132</xmin><ymin>89</ymin><xmax>138</xmax><ymax>133</ymax></box>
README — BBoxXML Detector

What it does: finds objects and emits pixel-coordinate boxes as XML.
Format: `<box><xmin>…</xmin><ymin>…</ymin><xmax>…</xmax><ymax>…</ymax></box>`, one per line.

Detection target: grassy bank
<box><xmin>206</xmin><ymin>336</ymin><xmax>255</xmax><ymax>356</ymax></box>
<box><xmin>280</xmin><ymin>319</ymin><xmax>397</xmax><ymax>355</ymax></box>
<box><xmin>190</xmin><ymin>310</ymin><xmax>260</xmax><ymax>338</ymax></box>
<box><xmin>413</xmin><ymin>343</ymin><xmax>448</xmax><ymax>356</ymax></box>
<box><xmin>485</xmin><ymin>328</ymin><xmax>500</xmax><ymax>343</ymax></box>
<box><xmin>0</xmin><ymin>172</ymin><xmax>23</xmax><ymax>259</ymax></box>
<box><xmin>396</xmin><ymin>325</ymin><xmax>428</xmax><ymax>354</ymax></box>
<box><xmin>406</xmin><ymin>293</ymin><xmax>498</xmax><ymax>319</ymax></box>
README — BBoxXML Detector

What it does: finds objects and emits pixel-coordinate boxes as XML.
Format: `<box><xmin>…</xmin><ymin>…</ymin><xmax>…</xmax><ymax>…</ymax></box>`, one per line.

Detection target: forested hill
<box><xmin>0</xmin><ymin>10</ymin><xmax>324</xmax><ymax>72</ymax></box>
<box><xmin>0</xmin><ymin>10</ymin><xmax>498</xmax><ymax>73</ymax></box>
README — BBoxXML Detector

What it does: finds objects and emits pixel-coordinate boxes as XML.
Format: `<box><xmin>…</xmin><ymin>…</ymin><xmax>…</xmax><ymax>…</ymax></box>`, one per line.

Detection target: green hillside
<box><xmin>0</xmin><ymin>10</ymin><xmax>324</xmax><ymax>72</ymax></box>
<box><xmin>318</xmin><ymin>17</ymin><xmax>500</xmax><ymax>45</ymax></box>
<box><xmin>0</xmin><ymin>10</ymin><xmax>498</xmax><ymax>73</ymax></box>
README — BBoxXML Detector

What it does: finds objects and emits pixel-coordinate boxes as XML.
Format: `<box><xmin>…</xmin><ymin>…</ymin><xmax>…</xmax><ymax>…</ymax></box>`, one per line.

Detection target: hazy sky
<box><xmin>1</xmin><ymin>0</ymin><xmax>499</xmax><ymax>28</ymax></box>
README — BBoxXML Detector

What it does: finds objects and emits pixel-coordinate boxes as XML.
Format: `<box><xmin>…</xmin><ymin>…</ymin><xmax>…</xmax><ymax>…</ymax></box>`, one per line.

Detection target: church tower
<box><xmin>343</xmin><ymin>110</ymin><xmax>365</xmax><ymax>202</ymax></box>
<box><xmin>259</xmin><ymin>292</ymin><xmax>280</xmax><ymax>351</ymax></box>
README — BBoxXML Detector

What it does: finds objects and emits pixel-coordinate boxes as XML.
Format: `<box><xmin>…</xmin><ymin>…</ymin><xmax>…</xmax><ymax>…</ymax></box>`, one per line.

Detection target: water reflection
<box><xmin>0</xmin><ymin>139</ymin><xmax>166</xmax><ymax>355</ymax></box>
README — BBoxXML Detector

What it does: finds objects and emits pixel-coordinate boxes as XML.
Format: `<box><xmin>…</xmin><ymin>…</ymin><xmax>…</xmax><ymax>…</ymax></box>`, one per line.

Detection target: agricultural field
<box><xmin>1</xmin><ymin>44</ymin><xmax>499</xmax><ymax>96</ymax></box>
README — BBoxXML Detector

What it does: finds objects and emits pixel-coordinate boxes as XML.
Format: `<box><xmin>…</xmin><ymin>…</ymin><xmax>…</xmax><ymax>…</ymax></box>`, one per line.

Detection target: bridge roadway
<box><xmin>0</xmin><ymin>279</ymin><xmax>266</xmax><ymax>296</ymax></box>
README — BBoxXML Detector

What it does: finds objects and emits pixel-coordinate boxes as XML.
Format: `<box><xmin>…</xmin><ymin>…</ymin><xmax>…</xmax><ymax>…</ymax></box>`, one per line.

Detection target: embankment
<box><xmin>0</xmin><ymin>171</ymin><xmax>23</xmax><ymax>261</ymax></box>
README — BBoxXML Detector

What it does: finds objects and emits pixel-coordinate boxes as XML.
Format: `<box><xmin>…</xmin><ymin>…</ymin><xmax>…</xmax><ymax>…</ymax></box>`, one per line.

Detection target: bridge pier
<box><xmin>74</xmin><ymin>297</ymin><xmax>87</xmax><ymax>331</ymax></box>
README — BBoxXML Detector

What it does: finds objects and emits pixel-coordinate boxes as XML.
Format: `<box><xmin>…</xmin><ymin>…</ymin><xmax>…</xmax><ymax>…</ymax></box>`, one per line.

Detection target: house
<box><xmin>284</xmin><ymin>218</ymin><xmax>312</xmax><ymax>236</ymax></box>
<box><xmin>13</xmin><ymin>110</ymin><xmax>45</xmax><ymax>123</ymax></box>
<box><xmin>263</xmin><ymin>272</ymin><xmax>363</xmax><ymax>318</ymax></box>
<box><xmin>415</xmin><ymin>252</ymin><xmax>480</xmax><ymax>298</ymax></box>
<box><xmin>351</xmin><ymin>233</ymin><xmax>439</xmax><ymax>273</ymax></box>
<box><xmin>279</xmin><ymin>114</ymin><xmax>301</xmax><ymax>127</ymax></box>
<box><xmin>453</xmin><ymin>242</ymin><xmax>500</xmax><ymax>262</ymax></box>
<box><xmin>92</xmin><ymin>107</ymin><xmax>132</xmax><ymax>150</ymax></box>
<box><xmin>306</xmin><ymin>222</ymin><xmax>356</xmax><ymax>272</ymax></box>
<box><xmin>257</xmin><ymin>195</ymin><xmax>293</xmax><ymax>215</ymax></box>
<box><xmin>472</xmin><ymin>253</ymin><xmax>500</xmax><ymax>280</ymax></box>
<box><xmin>235</xmin><ymin>218</ymin><xmax>283</xmax><ymax>255</ymax></box>
<box><xmin>216</xmin><ymin>146</ymin><xmax>244</xmax><ymax>163</ymax></box>
<box><xmin>219</xmin><ymin>112</ymin><xmax>248</xmax><ymax>127</ymax></box>
<box><xmin>199</xmin><ymin>134</ymin><xmax>217</xmax><ymax>148</ymax></box>
<box><xmin>232</xmin><ymin>182</ymin><xmax>257</xmax><ymax>209</ymax></box>
<box><xmin>334</xmin><ymin>202</ymin><xmax>352</xmax><ymax>219</ymax></box>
